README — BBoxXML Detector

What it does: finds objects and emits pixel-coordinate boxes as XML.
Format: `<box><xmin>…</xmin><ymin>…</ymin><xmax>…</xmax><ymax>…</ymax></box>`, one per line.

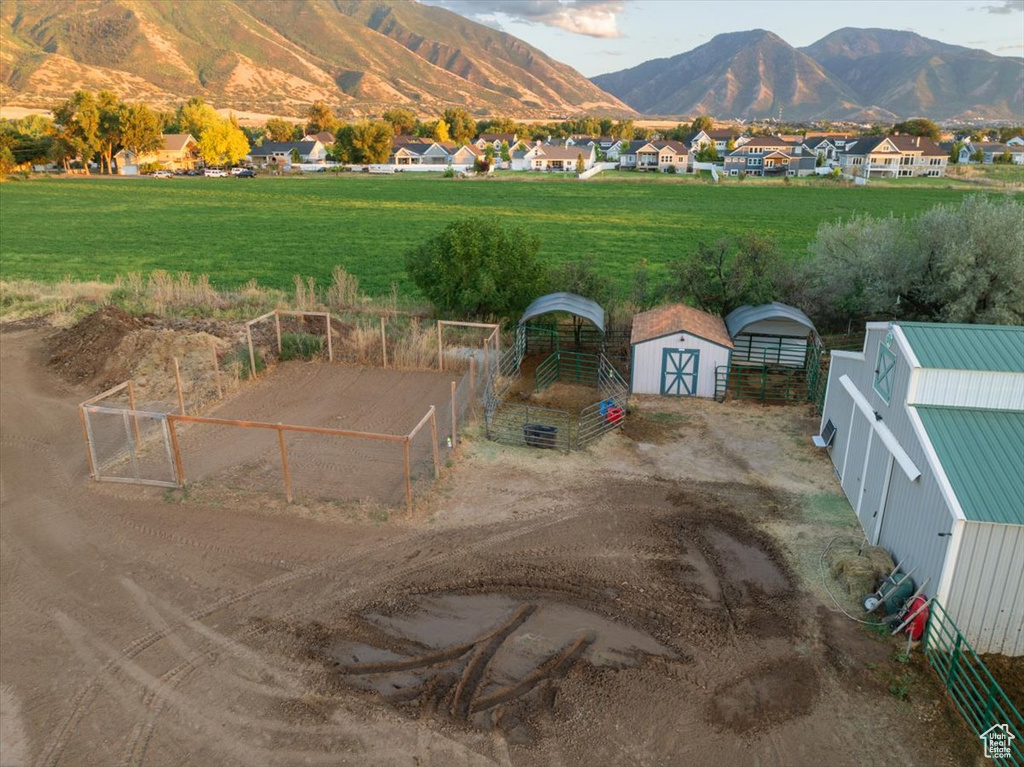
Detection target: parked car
<box><xmin>151</xmin><ymin>170</ymin><xmax>173</xmax><ymax>179</ymax></box>
<box><xmin>230</xmin><ymin>167</ymin><xmax>246</xmax><ymax>175</ymax></box>
<box><xmin>204</xmin><ymin>168</ymin><xmax>228</xmax><ymax>178</ymax></box>
<box><xmin>186</xmin><ymin>169</ymin><xmax>202</xmax><ymax>176</ymax></box>
<box><xmin>236</xmin><ymin>169</ymin><xmax>257</xmax><ymax>178</ymax></box>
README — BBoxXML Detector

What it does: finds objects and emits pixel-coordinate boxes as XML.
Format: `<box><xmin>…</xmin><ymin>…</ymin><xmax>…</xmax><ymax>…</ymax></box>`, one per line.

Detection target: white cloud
<box><xmin>427</xmin><ymin>0</ymin><xmax>626</xmax><ymax>39</ymax></box>
<box><xmin>972</xmin><ymin>0</ymin><xmax>1024</xmax><ymax>14</ymax></box>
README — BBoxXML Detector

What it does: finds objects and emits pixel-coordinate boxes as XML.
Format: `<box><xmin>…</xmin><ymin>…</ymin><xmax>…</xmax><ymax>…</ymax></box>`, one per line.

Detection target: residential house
<box><xmin>618</xmin><ymin>140</ymin><xmax>688</xmax><ymax>172</ymax></box>
<box><xmin>838</xmin><ymin>135</ymin><xmax>947</xmax><ymax>178</ymax></box>
<box><xmin>568</xmin><ymin>136</ymin><xmax>623</xmax><ymax>161</ymax></box>
<box><xmin>474</xmin><ymin>133</ymin><xmax>517</xmax><ymax>152</ymax></box>
<box><xmin>248</xmin><ymin>140</ymin><xmax>326</xmax><ymax>167</ymax></box>
<box><xmin>723</xmin><ymin>136</ymin><xmax>815</xmax><ymax>177</ymax></box>
<box><xmin>1007</xmin><ymin>136</ymin><xmax>1024</xmax><ymax>147</ymax></box>
<box><xmin>802</xmin><ymin>136</ymin><xmax>838</xmax><ymax>163</ymax></box>
<box><xmin>303</xmin><ymin>131</ymin><xmax>336</xmax><ymax>146</ymax></box>
<box><xmin>390</xmin><ymin>140</ymin><xmax>452</xmax><ymax>166</ymax></box>
<box><xmin>688</xmin><ymin>129</ymin><xmax>747</xmax><ymax>155</ymax></box>
<box><xmin>114</xmin><ymin>133</ymin><xmax>199</xmax><ymax>174</ymax></box>
<box><xmin>977</xmin><ymin>143</ymin><xmax>1024</xmax><ymax>165</ymax></box>
<box><xmin>527</xmin><ymin>144</ymin><xmax>596</xmax><ymax>172</ymax></box>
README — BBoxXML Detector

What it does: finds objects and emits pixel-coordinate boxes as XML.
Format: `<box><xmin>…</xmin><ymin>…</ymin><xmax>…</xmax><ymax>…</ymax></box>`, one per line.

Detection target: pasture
<box><xmin>0</xmin><ymin>173</ymin><xmax>1012</xmax><ymax>297</ymax></box>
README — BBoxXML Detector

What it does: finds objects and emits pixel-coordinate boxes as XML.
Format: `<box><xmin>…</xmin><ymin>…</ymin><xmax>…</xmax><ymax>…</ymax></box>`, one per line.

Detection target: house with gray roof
<box><xmin>248</xmin><ymin>140</ymin><xmax>326</xmax><ymax>167</ymax></box>
<box><xmin>838</xmin><ymin>135</ymin><xmax>947</xmax><ymax>178</ymax></box>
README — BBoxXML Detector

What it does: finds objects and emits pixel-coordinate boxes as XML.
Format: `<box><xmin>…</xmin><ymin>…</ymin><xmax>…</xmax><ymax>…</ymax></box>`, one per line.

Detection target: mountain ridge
<box><xmin>592</xmin><ymin>27</ymin><xmax>1024</xmax><ymax>121</ymax></box>
<box><xmin>0</xmin><ymin>0</ymin><xmax>633</xmax><ymax>116</ymax></box>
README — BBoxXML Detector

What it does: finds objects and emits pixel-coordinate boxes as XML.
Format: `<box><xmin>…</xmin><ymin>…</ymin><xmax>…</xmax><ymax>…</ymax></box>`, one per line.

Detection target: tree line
<box><xmin>406</xmin><ymin>195</ymin><xmax>1023</xmax><ymax>331</ymax></box>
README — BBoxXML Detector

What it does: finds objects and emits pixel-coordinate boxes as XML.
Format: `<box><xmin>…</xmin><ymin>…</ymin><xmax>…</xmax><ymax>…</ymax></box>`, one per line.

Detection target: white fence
<box><xmin>577</xmin><ymin>162</ymin><xmax>617</xmax><ymax>180</ymax></box>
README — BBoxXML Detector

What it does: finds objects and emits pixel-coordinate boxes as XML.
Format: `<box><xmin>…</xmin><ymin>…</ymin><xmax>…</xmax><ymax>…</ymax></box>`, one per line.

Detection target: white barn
<box><xmin>818</xmin><ymin>321</ymin><xmax>1024</xmax><ymax>655</ymax></box>
<box><xmin>630</xmin><ymin>305</ymin><xmax>733</xmax><ymax>397</ymax></box>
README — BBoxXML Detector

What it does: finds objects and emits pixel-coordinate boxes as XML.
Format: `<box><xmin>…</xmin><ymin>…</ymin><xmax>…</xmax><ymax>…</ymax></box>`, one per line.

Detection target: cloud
<box><xmin>426</xmin><ymin>0</ymin><xmax>626</xmax><ymax>38</ymax></box>
<box><xmin>972</xmin><ymin>0</ymin><xmax>1024</xmax><ymax>13</ymax></box>
<box><xmin>997</xmin><ymin>43</ymin><xmax>1024</xmax><ymax>50</ymax></box>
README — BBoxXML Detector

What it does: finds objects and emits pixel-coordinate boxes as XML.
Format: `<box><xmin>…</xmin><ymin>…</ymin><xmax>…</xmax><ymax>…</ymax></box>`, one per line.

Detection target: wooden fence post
<box><xmin>469</xmin><ymin>357</ymin><xmax>476</xmax><ymax>404</ymax></box>
<box><xmin>274</xmin><ymin>311</ymin><xmax>282</xmax><ymax>354</ymax></box>
<box><xmin>450</xmin><ymin>380</ymin><xmax>458</xmax><ymax>449</ymax></box>
<box><xmin>325</xmin><ymin>312</ymin><xmax>333</xmax><ymax>362</ymax></box>
<box><xmin>126</xmin><ymin>379</ymin><xmax>141</xmax><ymax>447</ymax></box>
<box><xmin>429</xmin><ymin>406</ymin><xmax>440</xmax><ymax>479</ymax></box>
<box><xmin>278</xmin><ymin>427</ymin><xmax>292</xmax><ymax>503</ymax></box>
<box><xmin>78</xmin><ymin>406</ymin><xmax>96</xmax><ymax>479</ymax></box>
<box><xmin>167</xmin><ymin>417</ymin><xmax>185</xmax><ymax>486</ymax></box>
<box><xmin>173</xmin><ymin>357</ymin><xmax>186</xmax><ymax>415</ymax></box>
<box><xmin>380</xmin><ymin>316</ymin><xmax>388</xmax><ymax>368</ymax></box>
<box><xmin>211</xmin><ymin>338</ymin><xmax>223</xmax><ymax>399</ymax></box>
<box><xmin>484</xmin><ymin>337</ymin><xmax>489</xmax><ymax>380</ymax></box>
<box><xmin>403</xmin><ymin>438</ymin><xmax>413</xmax><ymax>514</ymax></box>
<box><xmin>437</xmin><ymin>321</ymin><xmax>444</xmax><ymax>372</ymax></box>
<box><xmin>247</xmin><ymin>325</ymin><xmax>257</xmax><ymax>379</ymax></box>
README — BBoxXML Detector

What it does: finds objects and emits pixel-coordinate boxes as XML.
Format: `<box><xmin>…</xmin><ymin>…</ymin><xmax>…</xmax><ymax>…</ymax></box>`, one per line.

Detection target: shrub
<box><xmin>223</xmin><ymin>346</ymin><xmax>264</xmax><ymax>379</ymax></box>
<box><xmin>279</xmin><ymin>332</ymin><xmax>323</xmax><ymax>360</ymax></box>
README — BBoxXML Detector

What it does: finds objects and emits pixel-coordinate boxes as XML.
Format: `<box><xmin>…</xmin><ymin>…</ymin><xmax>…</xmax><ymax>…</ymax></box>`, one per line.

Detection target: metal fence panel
<box><xmin>83</xmin><ymin>406</ymin><xmax>178</xmax><ymax>487</ymax></box>
<box><xmin>924</xmin><ymin>600</ymin><xmax>1022</xmax><ymax>766</ymax></box>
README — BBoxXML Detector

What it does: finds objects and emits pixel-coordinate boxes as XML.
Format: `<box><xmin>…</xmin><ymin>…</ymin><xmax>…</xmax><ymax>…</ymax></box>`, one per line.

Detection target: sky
<box><xmin>421</xmin><ymin>0</ymin><xmax>1024</xmax><ymax>76</ymax></box>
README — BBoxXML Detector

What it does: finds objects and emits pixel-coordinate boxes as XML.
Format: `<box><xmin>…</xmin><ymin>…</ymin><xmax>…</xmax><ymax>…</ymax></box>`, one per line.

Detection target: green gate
<box><xmin>924</xmin><ymin>600</ymin><xmax>1022</xmax><ymax>765</ymax></box>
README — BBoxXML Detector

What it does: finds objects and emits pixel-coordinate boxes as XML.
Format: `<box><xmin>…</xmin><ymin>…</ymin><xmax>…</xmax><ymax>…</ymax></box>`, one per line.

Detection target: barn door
<box><xmin>661</xmin><ymin>348</ymin><xmax>699</xmax><ymax>396</ymax></box>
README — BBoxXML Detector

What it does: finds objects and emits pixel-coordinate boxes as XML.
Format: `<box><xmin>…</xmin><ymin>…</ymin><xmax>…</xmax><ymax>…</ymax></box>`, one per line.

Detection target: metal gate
<box><xmin>81</xmin><ymin>405</ymin><xmax>179</xmax><ymax>487</ymax></box>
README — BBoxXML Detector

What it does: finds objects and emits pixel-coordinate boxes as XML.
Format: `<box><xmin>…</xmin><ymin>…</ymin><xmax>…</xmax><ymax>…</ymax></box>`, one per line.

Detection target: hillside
<box><xmin>0</xmin><ymin>0</ymin><xmax>632</xmax><ymax>117</ymax></box>
<box><xmin>593</xmin><ymin>28</ymin><xmax>1023</xmax><ymax>121</ymax></box>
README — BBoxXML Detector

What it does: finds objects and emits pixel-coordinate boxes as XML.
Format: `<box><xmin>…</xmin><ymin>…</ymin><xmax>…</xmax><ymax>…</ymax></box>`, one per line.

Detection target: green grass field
<box><xmin>1</xmin><ymin>173</ymin><xmax>1017</xmax><ymax>297</ymax></box>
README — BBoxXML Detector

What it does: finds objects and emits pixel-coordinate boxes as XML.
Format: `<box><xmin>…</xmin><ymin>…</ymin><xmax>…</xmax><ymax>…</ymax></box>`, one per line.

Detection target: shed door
<box><xmin>661</xmin><ymin>349</ymin><xmax>699</xmax><ymax>396</ymax></box>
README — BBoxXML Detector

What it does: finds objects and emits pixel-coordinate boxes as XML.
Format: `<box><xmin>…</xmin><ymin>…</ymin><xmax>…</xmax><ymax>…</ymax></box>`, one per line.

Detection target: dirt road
<box><xmin>0</xmin><ymin>327</ymin><xmax>979</xmax><ymax>766</ymax></box>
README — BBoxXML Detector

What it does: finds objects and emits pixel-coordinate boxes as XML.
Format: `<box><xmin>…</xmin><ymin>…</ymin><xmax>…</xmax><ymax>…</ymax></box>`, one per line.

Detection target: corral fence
<box><xmin>484</xmin><ymin>342</ymin><xmax>627</xmax><ymax>452</ymax></box>
<box><xmin>78</xmin><ymin>309</ymin><xmax>489</xmax><ymax>512</ymax></box>
<box><xmin>924</xmin><ymin>600</ymin><xmax>1022</xmax><ymax>766</ymax></box>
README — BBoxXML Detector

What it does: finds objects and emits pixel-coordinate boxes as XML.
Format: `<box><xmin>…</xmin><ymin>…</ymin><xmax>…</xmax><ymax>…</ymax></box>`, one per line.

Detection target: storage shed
<box><xmin>630</xmin><ymin>305</ymin><xmax>732</xmax><ymax>397</ymax></box>
<box><xmin>818</xmin><ymin>321</ymin><xmax>1024</xmax><ymax>655</ymax></box>
<box><xmin>725</xmin><ymin>302</ymin><xmax>817</xmax><ymax>367</ymax></box>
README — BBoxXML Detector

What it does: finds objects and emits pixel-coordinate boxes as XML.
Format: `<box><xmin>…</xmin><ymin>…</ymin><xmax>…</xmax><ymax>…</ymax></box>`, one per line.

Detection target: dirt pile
<box><xmin>48</xmin><ymin>306</ymin><xmax>151</xmax><ymax>385</ymax></box>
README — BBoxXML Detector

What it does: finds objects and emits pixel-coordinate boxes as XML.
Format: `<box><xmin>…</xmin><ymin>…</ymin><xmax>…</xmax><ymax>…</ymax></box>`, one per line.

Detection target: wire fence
<box><xmin>78</xmin><ymin>310</ymin><xmax>493</xmax><ymax>512</ymax></box>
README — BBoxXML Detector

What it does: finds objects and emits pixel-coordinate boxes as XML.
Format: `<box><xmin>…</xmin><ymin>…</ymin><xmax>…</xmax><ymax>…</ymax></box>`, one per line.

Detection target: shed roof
<box><xmin>899</xmin><ymin>323</ymin><xmax>1024</xmax><ymax>373</ymax></box>
<box><xmin>519</xmin><ymin>292</ymin><xmax>604</xmax><ymax>332</ymax></box>
<box><xmin>725</xmin><ymin>302</ymin><xmax>817</xmax><ymax>338</ymax></box>
<box><xmin>631</xmin><ymin>304</ymin><xmax>732</xmax><ymax>348</ymax></box>
<box><xmin>914</xmin><ymin>406</ymin><xmax>1024</xmax><ymax>525</ymax></box>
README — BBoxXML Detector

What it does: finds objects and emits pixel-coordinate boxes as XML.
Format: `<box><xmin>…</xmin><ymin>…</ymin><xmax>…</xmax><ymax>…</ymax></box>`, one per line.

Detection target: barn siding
<box><xmin>823</xmin><ymin>327</ymin><xmax>956</xmax><ymax>600</ymax></box>
<box><xmin>945</xmin><ymin>522</ymin><xmax>1024</xmax><ymax>655</ymax></box>
<box><xmin>631</xmin><ymin>334</ymin><xmax>730</xmax><ymax>398</ymax></box>
<box><xmin>911</xmin><ymin>369</ymin><xmax>1024</xmax><ymax>409</ymax></box>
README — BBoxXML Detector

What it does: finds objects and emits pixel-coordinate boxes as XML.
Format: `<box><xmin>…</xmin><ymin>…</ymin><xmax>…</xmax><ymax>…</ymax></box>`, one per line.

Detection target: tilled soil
<box><xmin>1</xmin><ymin>326</ymin><xmax>984</xmax><ymax>767</ymax></box>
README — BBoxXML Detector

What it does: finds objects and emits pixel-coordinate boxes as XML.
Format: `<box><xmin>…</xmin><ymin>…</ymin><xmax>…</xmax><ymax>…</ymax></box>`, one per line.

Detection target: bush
<box><xmin>223</xmin><ymin>346</ymin><xmax>264</xmax><ymax>379</ymax></box>
<box><xmin>279</xmin><ymin>332</ymin><xmax>323</xmax><ymax>361</ymax></box>
<box><xmin>405</xmin><ymin>217</ymin><xmax>546</xmax><ymax>318</ymax></box>
<box><xmin>665</xmin><ymin>164</ymin><xmax>677</xmax><ymax>174</ymax></box>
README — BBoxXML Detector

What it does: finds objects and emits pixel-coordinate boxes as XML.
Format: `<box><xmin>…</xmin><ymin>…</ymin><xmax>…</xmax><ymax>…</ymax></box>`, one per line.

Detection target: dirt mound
<box><xmin>48</xmin><ymin>306</ymin><xmax>152</xmax><ymax>386</ymax></box>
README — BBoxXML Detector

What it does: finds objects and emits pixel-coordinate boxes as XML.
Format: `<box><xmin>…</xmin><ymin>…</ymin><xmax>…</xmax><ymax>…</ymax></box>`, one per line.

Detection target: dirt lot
<box><xmin>0</xmin><ymin>326</ymin><xmax>988</xmax><ymax>766</ymax></box>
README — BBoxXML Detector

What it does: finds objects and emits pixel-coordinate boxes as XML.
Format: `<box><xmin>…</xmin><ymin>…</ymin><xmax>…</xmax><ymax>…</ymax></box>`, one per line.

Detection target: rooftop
<box><xmin>914</xmin><ymin>406</ymin><xmax>1024</xmax><ymax>525</ymax></box>
<box><xmin>631</xmin><ymin>304</ymin><xmax>732</xmax><ymax>348</ymax></box>
<box><xmin>899</xmin><ymin>323</ymin><xmax>1024</xmax><ymax>373</ymax></box>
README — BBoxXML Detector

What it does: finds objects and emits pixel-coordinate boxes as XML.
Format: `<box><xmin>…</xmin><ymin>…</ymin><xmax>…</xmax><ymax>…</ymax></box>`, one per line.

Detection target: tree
<box><xmin>971</xmin><ymin>147</ymin><xmax>985</xmax><ymax>163</ymax></box>
<box><xmin>726</xmin><ymin>137</ymin><xmax>736</xmax><ymax>151</ymax></box>
<box><xmin>404</xmin><ymin>218</ymin><xmax>547</xmax><ymax>318</ymax></box>
<box><xmin>0</xmin><ymin>145</ymin><xmax>16</xmax><ymax>177</ymax></box>
<box><xmin>668</xmin><ymin>233</ymin><xmax>788</xmax><ymax>315</ymax></box>
<box><xmin>443</xmin><ymin>107</ymin><xmax>475</xmax><ymax>144</ymax></box>
<box><xmin>695</xmin><ymin>142</ymin><xmax>719</xmax><ymax>162</ymax></box>
<box><xmin>691</xmin><ymin>115</ymin><xmax>714</xmax><ymax>133</ymax></box>
<box><xmin>349</xmin><ymin>120</ymin><xmax>393</xmax><ymax>163</ymax></box>
<box><xmin>306</xmin><ymin>100</ymin><xmax>337</xmax><ymax>135</ymax></box>
<box><xmin>432</xmin><ymin>119</ymin><xmax>451</xmax><ymax>144</ymax></box>
<box><xmin>382</xmin><ymin>108</ymin><xmax>417</xmax><ymax>136</ymax></box>
<box><xmin>96</xmin><ymin>90</ymin><xmax>122</xmax><ymax>174</ymax></box>
<box><xmin>52</xmin><ymin>90</ymin><xmax>101</xmax><ymax>169</ymax></box>
<box><xmin>995</xmin><ymin>150</ymin><xmax>1013</xmax><ymax>164</ymax></box>
<box><xmin>265</xmin><ymin>118</ymin><xmax>298</xmax><ymax>142</ymax></box>
<box><xmin>575</xmin><ymin>153</ymin><xmax>585</xmax><ymax>174</ymax></box>
<box><xmin>176</xmin><ymin>97</ymin><xmax>219</xmax><ymax>139</ymax></box>
<box><xmin>949</xmin><ymin>141</ymin><xmax>964</xmax><ymax>164</ymax></box>
<box><xmin>119</xmin><ymin>102</ymin><xmax>162</xmax><ymax>170</ymax></box>
<box><xmin>611</xmin><ymin>120</ymin><xmax>635</xmax><ymax>141</ymax></box>
<box><xmin>998</xmin><ymin>125</ymin><xmax>1024</xmax><ymax>143</ymax></box>
<box><xmin>499</xmin><ymin>140</ymin><xmax>511</xmax><ymax>164</ymax></box>
<box><xmin>197</xmin><ymin>116</ymin><xmax>250</xmax><ymax>167</ymax></box>
<box><xmin>816</xmin><ymin>151</ymin><xmax>826</xmax><ymax>167</ymax></box>
<box><xmin>792</xmin><ymin>196</ymin><xmax>1023</xmax><ymax>330</ymax></box>
<box><xmin>892</xmin><ymin>118</ymin><xmax>941</xmax><ymax>141</ymax></box>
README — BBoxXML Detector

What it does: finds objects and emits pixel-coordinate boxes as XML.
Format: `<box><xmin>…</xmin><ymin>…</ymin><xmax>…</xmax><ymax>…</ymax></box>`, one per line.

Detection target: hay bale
<box><xmin>825</xmin><ymin>542</ymin><xmax>895</xmax><ymax>596</ymax></box>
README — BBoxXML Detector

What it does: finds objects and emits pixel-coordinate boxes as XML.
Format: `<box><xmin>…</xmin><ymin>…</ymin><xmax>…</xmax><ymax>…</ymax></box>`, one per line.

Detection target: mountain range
<box><xmin>592</xmin><ymin>28</ymin><xmax>1024</xmax><ymax>122</ymax></box>
<box><xmin>0</xmin><ymin>0</ymin><xmax>629</xmax><ymax>117</ymax></box>
<box><xmin>1</xmin><ymin>1</ymin><xmax>1020</xmax><ymax>123</ymax></box>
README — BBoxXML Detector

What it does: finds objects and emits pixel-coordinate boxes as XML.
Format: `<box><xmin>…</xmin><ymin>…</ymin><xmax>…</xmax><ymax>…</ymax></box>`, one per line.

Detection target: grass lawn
<box><xmin>1</xmin><ymin>173</ymin><xmax>1017</xmax><ymax>297</ymax></box>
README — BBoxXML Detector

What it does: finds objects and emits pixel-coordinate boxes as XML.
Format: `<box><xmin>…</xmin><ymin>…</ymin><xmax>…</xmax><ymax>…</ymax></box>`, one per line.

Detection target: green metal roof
<box><xmin>899</xmin><ymin>323</ymin><xmax>1024</xmax><ymax>373</ymax></box>
<box><xmin>915</xmin><ymin>406</ymin><xmax>1024</xmax><ymax>525</ymax></box>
